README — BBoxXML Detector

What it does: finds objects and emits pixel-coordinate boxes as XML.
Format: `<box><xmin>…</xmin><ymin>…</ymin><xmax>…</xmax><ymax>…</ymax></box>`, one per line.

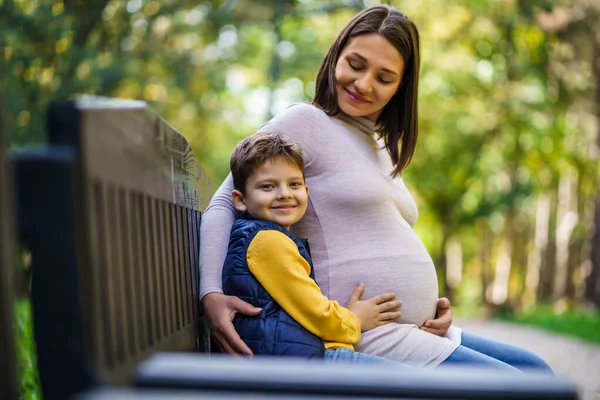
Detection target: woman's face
<box><xmin>335</xmin><ymin>33</ymin><xmax>405</xmax><ymax>121</ymax></box>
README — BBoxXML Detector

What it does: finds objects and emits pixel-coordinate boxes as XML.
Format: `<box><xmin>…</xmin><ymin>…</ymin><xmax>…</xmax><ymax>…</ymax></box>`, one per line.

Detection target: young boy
<box><xmin>222</xmin><ymin>132</ymin><xmax>405</xmax><ymax>365</ymax></box>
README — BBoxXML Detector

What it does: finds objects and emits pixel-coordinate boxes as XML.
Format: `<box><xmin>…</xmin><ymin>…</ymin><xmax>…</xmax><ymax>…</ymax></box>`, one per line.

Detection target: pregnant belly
<box><xmin>327</xmin><ymin>255</ymin><xmax>439</xmax><ymax>327</ymax></box>
<box><xmin>359</xmin><ymin>260</ymin><xmax>438</xmax><ymax>327</ymax></box>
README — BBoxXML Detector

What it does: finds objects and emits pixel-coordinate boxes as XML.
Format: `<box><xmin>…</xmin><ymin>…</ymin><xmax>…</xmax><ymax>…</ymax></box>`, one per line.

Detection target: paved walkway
<box><xmin>456</xmin><ymin>318</ymin><xmax>600</xmax><ymax>400</ymax></box>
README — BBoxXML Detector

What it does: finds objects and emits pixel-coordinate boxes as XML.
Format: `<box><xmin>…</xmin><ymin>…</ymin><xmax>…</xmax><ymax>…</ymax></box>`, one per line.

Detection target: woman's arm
<box><xmin>199</xmin><ymin>173</ymin><xmax>236</xmax><ymax>299</ymax></box>
<box><xmin>199</xmin><ymin>174</ymin><xmax>261</xmax><ymax>355</ymax></box>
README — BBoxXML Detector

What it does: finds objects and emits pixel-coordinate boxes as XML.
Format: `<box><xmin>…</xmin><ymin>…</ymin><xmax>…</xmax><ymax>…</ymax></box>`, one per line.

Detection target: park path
<box><xmin>455</xmin><ymin>318</ymin><xmax>600</xmax><ymax>400</ymax></box>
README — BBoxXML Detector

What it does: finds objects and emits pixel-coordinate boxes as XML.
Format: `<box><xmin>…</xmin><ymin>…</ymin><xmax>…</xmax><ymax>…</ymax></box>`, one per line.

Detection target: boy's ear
<box><xmin>305</xmin><ymin>184</ymin><xmax>309</xmax><ymax>197</ymax></box>
<box><xmin>232</xmin><ymin>190</ymin><xmax>247</xmax><ymax>213</ymax></box>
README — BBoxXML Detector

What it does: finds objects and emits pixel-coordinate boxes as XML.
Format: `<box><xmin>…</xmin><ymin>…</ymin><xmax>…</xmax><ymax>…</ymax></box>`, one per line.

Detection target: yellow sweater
<box><xmin>246</xmin><ymin>230</ymin><xmax>360</xmax><ymax>350</ymax></box>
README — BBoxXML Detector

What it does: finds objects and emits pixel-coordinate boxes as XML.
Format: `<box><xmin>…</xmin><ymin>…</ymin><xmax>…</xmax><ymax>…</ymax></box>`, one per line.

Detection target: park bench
<box><xmin>1</xmin><ymin>108</ymin><xmax>18</xmax><ymax>400</ymax></box>
<box><xmin>5</xmin><ymin>96</ymin><xmax>580</xmax><ymax>400</ymax></box>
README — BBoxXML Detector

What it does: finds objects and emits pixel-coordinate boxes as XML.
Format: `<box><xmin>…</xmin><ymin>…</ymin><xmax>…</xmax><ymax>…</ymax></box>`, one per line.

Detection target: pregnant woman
<box><xmin>199</xmin><ymin>4</ymin><xmax>552</xmax><ymax>372</ymax></box>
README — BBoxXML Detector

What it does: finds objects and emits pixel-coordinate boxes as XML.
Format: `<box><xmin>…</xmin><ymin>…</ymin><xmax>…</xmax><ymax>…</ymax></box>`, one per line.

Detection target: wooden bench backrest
<box><xmin>13</xmin><ymin>97</ymin><xmax>212</xmax><ymax>400</ymax></box>
<box><xmin>0</xmin><ymin>112</ymin><xmax>18</xmax><ymax>400</ymax></box>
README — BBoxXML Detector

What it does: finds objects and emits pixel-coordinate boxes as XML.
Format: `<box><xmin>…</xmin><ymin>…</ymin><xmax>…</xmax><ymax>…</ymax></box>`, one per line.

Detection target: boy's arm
<box><xmin>247</xmin><ymin>230</ymin><xmax>360</xmax><ymax>345</ymax></box>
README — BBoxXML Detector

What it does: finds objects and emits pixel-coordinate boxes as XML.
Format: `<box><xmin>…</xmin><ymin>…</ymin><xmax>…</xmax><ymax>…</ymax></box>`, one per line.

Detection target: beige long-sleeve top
<box><xmin>199</xmin><ymin>103</ymin><xmax>459</xmax><ymax>367</ymax></box>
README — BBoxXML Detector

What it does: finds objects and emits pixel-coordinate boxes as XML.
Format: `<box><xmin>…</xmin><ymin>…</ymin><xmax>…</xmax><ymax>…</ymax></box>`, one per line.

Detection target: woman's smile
<box><xmin>345</xmin><ymin>88</ymin><xmax>371</xmax><ymax>104</ymax></box>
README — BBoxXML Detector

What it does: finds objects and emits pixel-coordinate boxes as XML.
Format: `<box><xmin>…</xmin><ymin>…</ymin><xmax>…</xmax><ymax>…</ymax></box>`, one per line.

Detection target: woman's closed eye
<box><xmin>349</xmin><ymin>61</ymin><xmax>394</xmax><ymax>85</ymax></box>
<box><xmin>349</xmin><ymin>61</ymin><xmax>362</xmax><ymax>71</ymax></box>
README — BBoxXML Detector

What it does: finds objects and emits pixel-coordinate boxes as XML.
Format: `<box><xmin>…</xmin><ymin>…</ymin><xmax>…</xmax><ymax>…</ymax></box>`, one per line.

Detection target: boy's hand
<box><xmin>347</xmin><ymin>283</ymin><xmax>402</xmax><ymax>332</ymax></box>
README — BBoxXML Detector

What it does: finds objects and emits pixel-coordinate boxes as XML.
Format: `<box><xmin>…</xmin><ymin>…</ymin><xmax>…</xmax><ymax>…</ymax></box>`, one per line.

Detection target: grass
<box><xmin>15</xmin><ymin>298</ymin><xmax>41</xmax><ymax>400</ymax></box>
<box><xmin>495</xmin><ymin>305</ymin><xmax>600</xmax><ymax>345</ymax></box>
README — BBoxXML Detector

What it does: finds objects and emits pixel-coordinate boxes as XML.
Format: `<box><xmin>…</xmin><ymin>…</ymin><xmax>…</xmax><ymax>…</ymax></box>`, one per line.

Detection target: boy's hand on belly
<box><xmin>347</xmin><ymin>283</ymin><xmax>402</xmax><ymax>332</ymax></box>
<box><xmin>419</xmin><ymin>297</ymin><xmax>452</xmax><ymax>336</ymax></box>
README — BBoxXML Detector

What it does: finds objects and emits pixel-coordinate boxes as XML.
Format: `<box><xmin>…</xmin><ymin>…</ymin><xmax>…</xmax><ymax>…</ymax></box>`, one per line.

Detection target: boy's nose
<box><xmin>276</xmin><ymin>186</ymin><xmax>292</xmax><ymax>199</ymax></box>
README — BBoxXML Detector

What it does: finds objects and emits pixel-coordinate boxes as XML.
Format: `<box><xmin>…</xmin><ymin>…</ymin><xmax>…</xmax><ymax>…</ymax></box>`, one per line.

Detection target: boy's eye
<box><xmin>261</xmin><ymin>184</ymin><xmax>275</xmax><ymax>189</ymax></box>
<box><xmin>290</xmin><ymin>182</ymin><xmax>303</xmax><ymax>188</ymax></box>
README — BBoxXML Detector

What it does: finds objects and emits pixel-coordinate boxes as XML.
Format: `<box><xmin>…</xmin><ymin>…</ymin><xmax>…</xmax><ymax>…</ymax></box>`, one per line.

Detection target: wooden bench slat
<box><xmin>0</xmin><ymin>105</ymin><xmax>19</xmax><ymax>400</ymax></box>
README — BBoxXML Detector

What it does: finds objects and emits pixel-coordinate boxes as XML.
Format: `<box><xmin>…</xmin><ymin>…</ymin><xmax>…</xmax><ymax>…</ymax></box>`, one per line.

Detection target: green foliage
<box><xmin>2</xmin><ymin>0</ymin><xmax>599</xmax><ymax>309</ymax></box>
<box><xmin>497</xmin><ymin>305</ymin><xmax>600</xmax><ymax>345</ymax></box>
<box><xmin>15</xmin><ymin>299</ymin><xmax>41</xmax><ymax>400</ymax></box>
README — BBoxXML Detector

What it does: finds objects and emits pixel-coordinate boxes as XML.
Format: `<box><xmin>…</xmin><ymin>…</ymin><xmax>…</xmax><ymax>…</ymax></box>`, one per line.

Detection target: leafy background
<box><xmin>2</xmin><ymin>1</ymin><xmax>600</xmax><ymax>397</ymax></box>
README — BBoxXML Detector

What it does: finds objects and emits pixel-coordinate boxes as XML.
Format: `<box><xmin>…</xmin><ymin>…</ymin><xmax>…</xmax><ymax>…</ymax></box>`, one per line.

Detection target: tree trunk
<box><xmin>477</xmin><ymin>218</ymin><xmax>492</xmax><ymax>306</ymax></box>
<box><xmin>525</xmin><ymin>194</ymin><xmax>550</xmax><ymax>307</ymax></box>
<box><xmin>538</xmin><ymin>192</ymin><xmax>558</xmax><ymax>302</ymax></box>
<box><xmin>584</xmin><ymin>24</ymin><xmax>600</xmax><ymax>308</ymax></box>
<box><xmin>514</xmin><ymin>210</ymin><xmax>531</xmax><ymax>305</ymax></box>
<box><xmin>587</xmin><ymin>201</ymin><xmax>600</xmax><ymax>307</ymax></box>
<box><xmin>553</xmin><ymin>174</ymin><xmax>578</xmax><ymax>302</ymax></box>
<box><xmin>435</xmin><ymin>219</ymin><xmax>455</xmax><ymax>304</ymax></box>
<box><xmin>490</xmin><ymin>212</ymin><xmax>515</xmax><ymax>306</ymax></box>
<box><xmin>445</xmin><ymin>237</ymin><xmax>463</xmax><ymax>290</ymax></box>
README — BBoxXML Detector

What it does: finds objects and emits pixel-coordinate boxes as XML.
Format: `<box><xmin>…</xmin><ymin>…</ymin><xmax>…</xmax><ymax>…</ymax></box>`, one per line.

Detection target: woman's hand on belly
<box><xmin>419</xmin><ymin>297</ymin><xmax>452</xmax><ymax>336</ymax></box>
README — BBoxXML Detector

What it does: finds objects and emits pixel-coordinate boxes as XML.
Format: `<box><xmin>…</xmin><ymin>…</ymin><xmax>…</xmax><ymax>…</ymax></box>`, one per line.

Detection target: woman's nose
<box><xmin>355</xmin><ymin>73</ymin><xmax>374</xmax><ymax>94</ymax></box>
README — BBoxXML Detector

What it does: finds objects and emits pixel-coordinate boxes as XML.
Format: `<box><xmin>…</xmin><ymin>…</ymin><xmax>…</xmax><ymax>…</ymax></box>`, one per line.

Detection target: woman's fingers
<box><xmin>378</xmin><ymin>311</ymin><xmax>401</xmax><ymax>321</ymax></box>
<box><xmin>438</xmin><ymin>297</ymin><xmax>451</xmax><ymax>310</ymax></box>
<box><xmin>230</xmin><ymin>296</ymin><xmax>262</xmax><ymax>316</ymax></box>
<box><xmin>420</xmin><ymin>316</ymin><xmax>449</xmax><ymax>337</ymax></box>
<box><xmin>419</xmin><ymin>325</ymin><xmax>444</xmax><ymax>336</ymax></box>
<box><xmin>211</xmin><ymin>316</ymin><xmax>254</xmax><ymax>355</ymax></box>
<box><xmin>422</xmin><ymin>318</ymin><xmax>443</xmax><ymax>329</ymax></box>
<box><xmin>227</xmin><ymin>333</ymin><xmax>254</xmax><ymax>355</ymax></box>
<box><xmin>212</xmin><ymin>330</ymin><xmax>239</xmax><ymax>356</ymax></box>
<box><xmin>202</xmin><ymin>293</ymin><xmax>257</xmax><ymax>355</ymax></box>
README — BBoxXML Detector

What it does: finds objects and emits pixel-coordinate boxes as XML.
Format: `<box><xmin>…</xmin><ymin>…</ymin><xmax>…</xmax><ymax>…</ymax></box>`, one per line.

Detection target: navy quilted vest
<box><xmin>222</xmin><ymin>217</ymin><xmax>325</xmax><ymax>358</ymax></box>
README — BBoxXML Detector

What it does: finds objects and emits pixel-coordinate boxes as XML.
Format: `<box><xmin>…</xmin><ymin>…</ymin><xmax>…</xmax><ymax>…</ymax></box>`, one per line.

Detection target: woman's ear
<box><xmin>232</xmin><ymin>190</ymin><xmax>247</xmax><ymax>213</ymax></box>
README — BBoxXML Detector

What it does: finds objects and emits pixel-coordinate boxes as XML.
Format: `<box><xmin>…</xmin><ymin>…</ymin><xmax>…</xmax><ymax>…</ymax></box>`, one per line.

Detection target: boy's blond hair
<box><xmin>230</xmin><ymin>132</ymin><xmax>304</xmax><ymax>194</ymax></box>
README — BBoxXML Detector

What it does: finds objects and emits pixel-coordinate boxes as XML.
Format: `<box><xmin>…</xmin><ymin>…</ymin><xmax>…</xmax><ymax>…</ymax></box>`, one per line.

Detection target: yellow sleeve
<box><xmin>247</xmin><ymin>230</ymin><xmax>360</xmax><ymax>345</ymax></box>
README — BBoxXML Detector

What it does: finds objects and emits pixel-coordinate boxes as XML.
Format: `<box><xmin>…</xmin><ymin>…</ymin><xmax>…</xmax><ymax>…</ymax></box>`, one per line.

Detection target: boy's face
<box><xmin>232</xmin><ymin>157</ymin><xmax>308</xmax><ymax>230</ymax></box>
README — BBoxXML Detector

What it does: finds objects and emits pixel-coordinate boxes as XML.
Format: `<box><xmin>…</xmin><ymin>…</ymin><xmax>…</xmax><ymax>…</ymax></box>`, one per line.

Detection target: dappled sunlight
<box><xmin>3</xmin><ymin>0</ymin><xmax>599</xmax><ymax>320</ymax></box>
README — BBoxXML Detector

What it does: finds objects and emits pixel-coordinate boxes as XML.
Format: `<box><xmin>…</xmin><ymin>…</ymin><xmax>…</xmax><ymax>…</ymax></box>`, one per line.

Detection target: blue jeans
<box><xmin>441</xmin><ymin>331</ymin><xmax>553</xmax><ymax>374</ymax></box>
<box><xmin>325</xmin><ymin>348</ymin><xmax>410</xmax><ymax>368</ymax></box>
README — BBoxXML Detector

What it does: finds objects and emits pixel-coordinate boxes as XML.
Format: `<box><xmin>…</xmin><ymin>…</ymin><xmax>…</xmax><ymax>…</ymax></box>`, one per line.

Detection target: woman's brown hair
<box><xmin>313</xmin><ymin>5</ymin><xmax>420</xmax><ymax>177</ymax></box>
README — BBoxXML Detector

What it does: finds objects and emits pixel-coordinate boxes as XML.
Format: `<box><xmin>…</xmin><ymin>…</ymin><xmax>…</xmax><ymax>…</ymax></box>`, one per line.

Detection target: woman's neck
<box><xmin>335</xmin><ymin>111</ymin><xmax>377</xmax><ymax>137</ymax></box>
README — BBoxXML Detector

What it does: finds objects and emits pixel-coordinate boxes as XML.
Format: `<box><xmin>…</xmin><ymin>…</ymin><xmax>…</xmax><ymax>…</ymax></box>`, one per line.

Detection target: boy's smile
<box><xmin>232</xmin><ymin>157</ymin><xmax>308</xmax><ymax>230</ymax></box>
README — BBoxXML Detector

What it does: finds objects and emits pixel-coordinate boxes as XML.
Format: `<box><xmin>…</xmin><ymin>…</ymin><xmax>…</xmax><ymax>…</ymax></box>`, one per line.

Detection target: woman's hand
<box><xmin>347</xmin><ymin>283</ymin><xmax>402</xmax><ymax>332</ymax></box>
<box><xmin>201</xmin><ymin>292</ymin><xmax>262</xmax><ymax>356</ymax></box>
<box><xmin>420</xmin><ymin>297</ymin><xmax>452</xmax><ymax>336</ymax></box>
